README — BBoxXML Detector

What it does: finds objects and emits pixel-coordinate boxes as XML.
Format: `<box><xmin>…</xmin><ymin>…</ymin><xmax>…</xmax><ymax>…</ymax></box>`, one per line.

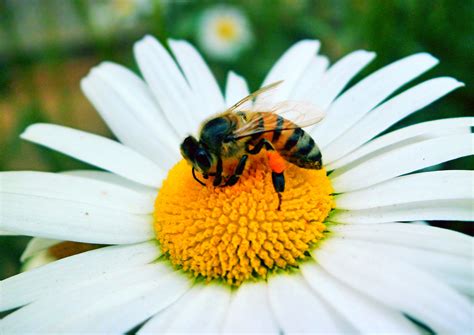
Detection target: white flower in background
<box><xmin>20</xmin><ymin>250</ymin><xmax>56</xmax><ymax>273</ymax></box>
<box><xmin>19</xmin><ymin>239</ymin><xmax>99</xmax><ymax>272</ymax></box>
<box><xmin>1</xmin><ymin>35</ymin><xmax>473</xmax><ymax>333</ymax></box>
<box><xmin>88</xmin><ymin>0</ymin><xmax>152</xmax><ymax>33</ymax></box>
<box><xmin>198</xmin><ymin>5</ymin><xmax>252</xmax><ymax>61</ymax></box>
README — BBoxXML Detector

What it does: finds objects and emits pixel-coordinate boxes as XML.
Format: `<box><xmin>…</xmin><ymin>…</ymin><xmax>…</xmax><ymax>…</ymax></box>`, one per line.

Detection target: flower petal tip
<box><xmin>20</xmin><ymin>123</ymin><xmax>47</xmax><ymax>141</ymax></box>
<box><xmin>419</xmin><ymin>52</ymin><xmax>439</xmax><ymax>65</ymax></box>
<box><xmin>96</xmin><ymin>61</ymin><xmax>116</xmax><ymax>70</ymax></box>
<box><xmin>286</xmin><ymin>39</ymin><xmax>321</xmax><ymax>55</ymax></box>
<box><xmin>299</xmin><ymin>39</ymin><xmax>321</xmax><ymax>46</ymax></box>
<box><xmin>143</xmin><ymin>34</ymin><xmax>157</xmax><ymax>43</ymax></box>
<box><xmin>134</xmin><ymin>35</ymin><xmax>155</xmax><ymax>51</ymax></box>
<box><xmin>364</xmin><ymin>50</ymin><xmax>377</xmax><ymax>58</ymax></box>
<box><xmin>167</xmin><ymin>38</ymin><xmax>182</xmax><ymax>45</ymax></box>
<box><xmin>79</xmin><ymin>75</ymin><xmax>94</xmax><ymax>93</ymax></box>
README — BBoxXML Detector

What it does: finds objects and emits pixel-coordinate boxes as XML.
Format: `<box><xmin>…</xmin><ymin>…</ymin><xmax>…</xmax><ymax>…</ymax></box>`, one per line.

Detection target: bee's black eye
<box><xmin>195</xmin><ymin>150</ymin><xmax>211</xmax><ymax>171</ymax></box>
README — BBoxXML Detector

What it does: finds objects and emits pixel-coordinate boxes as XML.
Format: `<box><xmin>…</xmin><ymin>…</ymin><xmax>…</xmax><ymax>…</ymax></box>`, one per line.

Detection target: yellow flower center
<box><xmin>113</xmin><ymin>0</ymin><xmax>136</xmax><ymax>17</ymax></box>
<box><xmin>154</xmin><ymin>155</ymin><xmax>333</xmax><ymax>285</ymax></box>
<box><xmin>215</xmin><ymin>18</ymin><xmax>239</xmax><ymax>41</ymax></box>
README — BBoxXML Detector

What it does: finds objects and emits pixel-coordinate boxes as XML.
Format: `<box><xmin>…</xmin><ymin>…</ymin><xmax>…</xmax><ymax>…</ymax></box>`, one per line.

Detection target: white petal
<box><xmin>260</xmin><ymin>40</ymin><xmax>320</xmax><ymax>101</ymax></box>
<box><xmin>20</xmin><ymin>237</ymin><xmax>61</xmax><ymax>262</ymax></box>
<box><xmin>225</xmin><ymin>71</ymin><xmax>250</xmax><ymax>107</ymax></box>
<box><xmin>335</xmin><ymin>170</ymin><xmax>473</xmax><ymax>210</ymax></box>
<box><xmin>330</xmin><ymin>199</ymin><xmax>473</xmax><ymax>223</ymax></box>
<box><xmin>314</xmin><ymin>239</ymin><xmax>473</xmax><ymax>334</ymax></box>
<box><xmin>0</xmin><ymin>242</ymin><xmax>159</xmax><ymax>311</ymax></box>
<box><xmin>331</xmin><ymin>133</ymin><xmax>474</xmax><ymax>193</ymax></box>
<box><xmin>327</xmin><ymin>117</ymin><xmax>474</xmax><ymax>171</ymax></box>
<box><xmin>290</xmin><ymin>55</ymin><xmax>329</xmax><ymax>101</ymax></box>
<box><xmin>0</xmin><ymin>264</ymin><xmax>174</xmax><ymax>332</ymax></box>
<box><xmin>62</xmin><ymin>170</ymin><xmax>157</xmax><ymax>197</ymax></box>
<box><xmin>221</xmin><ymin>282</ymin><xmax>280</xmax><ymax>333</ymax></box>
<box><xmin>138</xmin><ymin>287</ymin><xmax>189</xmax><ymax>333</ymax></box>
<box><xmin>59</xmin><ymin>270</ymin><xmax>192</xmax><ymax>333</ymax></box>
<box><xmin>301</xmin><ymin>262</ymin><xmax>419</xmax><ymax>333</ymax></box>
<box><xmin>81</xmin><ymin>63</ymin><xmax>179</xmax><ymax>168</ymax></box>
<box><xmin>1</xmin><ymin>192</ymin><xmax>153</xmax><ymax>244</ymax></box>
<box><xmin>268</xmin><ymin>274</ymin><xmax>351</xmax><ymax>333</ymax></box>
<box><xmin>92</xmin><ymin>62</ymin><xmax>180</xmax><ymax>146</ymax></box>
<box><xmin>311</xmin><ymin>53</ymin><xmax>438</xmax><ymax>147</ymax></box>
<box><xmin>330</xmin><ymin>237</ymin><xmax>474</xmax><ymax>296</ymax></box>
<box><xmin>140</xmin><ymin>284</ymin><xmax>231</xmax><ymax>334</ymax></box>
<box><xmin>134</xmin><ymin>35</ymin><xmax>199</xmax><ymax>137</ymax></box>
<box><xmin>324</xmin><ymin>77</ymin><xmax>465</xmax><ymax>163</ymax></box>
<box><xmin>1</xmin><ymin>171</ymin><xmax>154</xmax><ymax>214</ymax></box>
<box><xmin>21</xmin><ymin>123</ymin><xmax>164</xmax><ymax>187</ymax></box>
<box><xmin>311</xmin><ymin>50</ymin><xmax>376</xmax><ymax>110</ymax></box>
<box><xmin>169</xmin><ymin>39</ymin><xmax>225</xmax><ymax>119</ymax></box>
<box><xmin>331</xmin><ymin>222</ymin><xmax>472</xmax><ymax>258</ymax></box>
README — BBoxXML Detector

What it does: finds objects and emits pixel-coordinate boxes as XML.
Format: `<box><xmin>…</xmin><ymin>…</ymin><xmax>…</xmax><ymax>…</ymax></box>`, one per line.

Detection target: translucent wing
<box><xmin>254</xmin><ymin>100</ymin><xmax>325</xmax><ymax>127</ymax></box>
<box><xmin>227</xmin><ymin>81</ymin><xmax>284</xmax><ymax>113</ymax></box>
<box><xmin>232</xmin><ymin>100</ymin><xmax>325</xmax><ymax>139</ymax></box>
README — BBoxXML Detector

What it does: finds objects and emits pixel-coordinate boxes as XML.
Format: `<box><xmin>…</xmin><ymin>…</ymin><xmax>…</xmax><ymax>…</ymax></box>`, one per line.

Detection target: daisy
<box><xmin>198</xmin><ymin>5</ymin><xmax>252</xmax><ymax>61</ymax></box>
<box><xmin>87</xmin><ymin>0</ymin><xmax>152</xmax><ymax>34</ymax></box>
<box><xmin>20</xmin><ymin>239</ymin><xmax>100</xmax><ymax>272</ymax></box>
<box><xmin>1</xmin><ymin>35</ymin><xmax>473</xmax><ymax>333</ymax></box>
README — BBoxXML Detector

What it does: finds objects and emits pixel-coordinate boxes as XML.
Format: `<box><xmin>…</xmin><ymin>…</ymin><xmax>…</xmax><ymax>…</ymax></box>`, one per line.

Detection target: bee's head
<box><xmin>180</xmin><ymin>136</ymin><xmax>213</xmax><ymax>173</ymax></box>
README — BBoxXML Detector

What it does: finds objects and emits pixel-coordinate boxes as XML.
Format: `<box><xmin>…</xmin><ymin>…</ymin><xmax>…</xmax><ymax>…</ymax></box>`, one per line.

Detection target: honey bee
<box><xmin>180</xmin><ymin>81</ymin><xmax>325</xmax><ymax>209</ymax></box>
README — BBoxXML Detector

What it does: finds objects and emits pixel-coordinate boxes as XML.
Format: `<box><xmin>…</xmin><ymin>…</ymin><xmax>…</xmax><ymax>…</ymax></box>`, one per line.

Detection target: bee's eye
<box><xmin>195</xmin><ymin>150</ymin><xmax>211</xmax><ymax>171</ymax></box>
<box><xmin>180</xmin><ymin>136</ymin><xmax>199</xmax><ymax>162</ymax></box>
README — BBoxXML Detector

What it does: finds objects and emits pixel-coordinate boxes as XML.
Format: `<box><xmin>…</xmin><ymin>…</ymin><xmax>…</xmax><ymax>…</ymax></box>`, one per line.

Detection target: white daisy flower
<box><xmin>20</xmin><ymin>239</ymin><xmax>99</xmax><ymax>272</ymax></box>
<box><xmin>1</xmin><ymin>35</ymin><xmax>473</xmax><ymax>333</ymax></box>
<box><xmin>88</xmin><ymin>0</ymin><xmax>152</xmax><ymax>34</ymax></box>
<box><xmin>198</xmin><ymin>5</ymin><xmax>252</xmax><ymax>61</ymax></box>
<box><xmin>20</xmin><ymin>249</ymin><xmax>56</xmax><ymax>272</ymax></box>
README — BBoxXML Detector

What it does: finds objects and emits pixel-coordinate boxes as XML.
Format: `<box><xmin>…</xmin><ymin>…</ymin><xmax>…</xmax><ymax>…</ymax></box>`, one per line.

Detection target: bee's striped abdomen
<box><xmin>244</xmin><ymin>112</ymin><xmax>322</xmax><ymax>170</ymax></box>
<box><xmin>271</xmin><ymin>115</ymin><xmax>285</xmax><ymax>142</ymax></box>
<box><xmin>278</xmin><ymin>126</ymin><xmax>322</xmax><ymax>169</ymax></box>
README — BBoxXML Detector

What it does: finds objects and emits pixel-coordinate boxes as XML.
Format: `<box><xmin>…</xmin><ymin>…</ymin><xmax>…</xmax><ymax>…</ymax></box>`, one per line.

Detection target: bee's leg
<box><xmin>271</xmin><ymin>172</ymin><xmax>285</xmax><ymax>192</ymax></box>
<box><xmin>192</xmin><ymin>167</ymin><xmax>206</xmax><ymax>186</ymax></box>
<box><xmin>213</xmin><ymin>157</ymin><xmax>223</xmax><ymax>186</ymax></box>
<box><xmin>225</xmin><ymin>155</ymin><xmax>248</xmax><ymax>186</ymax></box>
<box><xmin>267</xmin><ymin>151</ymin><xmax>287</xmax><ymax>210</ymax></box>
<box><xmin>272</xmin><ymin>172</ymin><xmax>285</xmax><ymax>210</ymax></box>
<box><xmin>245</xmin><ymin>139</ymin><xmax>273</xmax><ymax>155</ymax></box>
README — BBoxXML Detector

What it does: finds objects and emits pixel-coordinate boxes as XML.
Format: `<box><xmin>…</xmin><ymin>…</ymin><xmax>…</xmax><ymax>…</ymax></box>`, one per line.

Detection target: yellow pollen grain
<box><xmin>154</xmin><ymin>155</ymin><xmax>334</xmax><ymax>286</ymax></box>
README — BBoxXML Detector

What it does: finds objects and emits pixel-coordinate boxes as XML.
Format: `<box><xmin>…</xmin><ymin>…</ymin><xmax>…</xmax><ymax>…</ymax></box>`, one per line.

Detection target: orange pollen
<box><xmin>153</xmin><ymin>155</ymin><xmax>334</xmax><ymax>286</ymax></box>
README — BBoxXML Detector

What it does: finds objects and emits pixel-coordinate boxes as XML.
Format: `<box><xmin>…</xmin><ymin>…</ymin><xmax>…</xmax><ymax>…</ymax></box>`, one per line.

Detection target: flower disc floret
<box><xmin>154</xmin><ymin>155</ymin><xmax>334</xmax><ymax>285</ymax></box>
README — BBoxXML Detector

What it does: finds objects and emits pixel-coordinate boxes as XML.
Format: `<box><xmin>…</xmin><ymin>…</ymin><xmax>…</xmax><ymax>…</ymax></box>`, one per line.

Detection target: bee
<box><xmin>180</xmin><ymin>81</ymin><xmax>325</xmax><ymax>209</ymax></box>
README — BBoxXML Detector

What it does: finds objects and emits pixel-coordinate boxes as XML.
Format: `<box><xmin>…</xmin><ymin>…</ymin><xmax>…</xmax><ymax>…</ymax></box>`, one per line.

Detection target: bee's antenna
<box><xmin>192</xmin><ymin>167</ymin><xmax>206</xmax><ymax>186</ymax></box>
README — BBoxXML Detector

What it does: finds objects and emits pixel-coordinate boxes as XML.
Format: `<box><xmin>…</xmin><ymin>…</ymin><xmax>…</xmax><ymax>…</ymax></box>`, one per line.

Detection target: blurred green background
<box><xmin>1</xmin><ymin>0</ymin><xmax>473</xmax><ymax>280</ymax></box>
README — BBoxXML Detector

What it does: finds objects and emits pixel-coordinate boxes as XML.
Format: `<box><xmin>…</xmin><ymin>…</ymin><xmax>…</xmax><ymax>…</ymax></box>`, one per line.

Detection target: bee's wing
<box><xmin>232</xmin><ymin>101</ymin><xmax>325</xmax><ymax>139</ymax></box>
<box><xmin>255</xmin><ymin>100</ymin><xmax>325</xmax><ymax>127</ymax></box>
<box><xmin>227</xmin><ymin>81</ymin><xmax>283</xmax><ymax>113</ymax></box>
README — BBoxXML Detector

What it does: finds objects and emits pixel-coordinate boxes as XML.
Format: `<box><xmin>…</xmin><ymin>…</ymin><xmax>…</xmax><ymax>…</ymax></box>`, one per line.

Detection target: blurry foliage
<box><xmin>0</xmin><ymin>0</ymin><xmax>473</xmax><ymax>278</ymax></box>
